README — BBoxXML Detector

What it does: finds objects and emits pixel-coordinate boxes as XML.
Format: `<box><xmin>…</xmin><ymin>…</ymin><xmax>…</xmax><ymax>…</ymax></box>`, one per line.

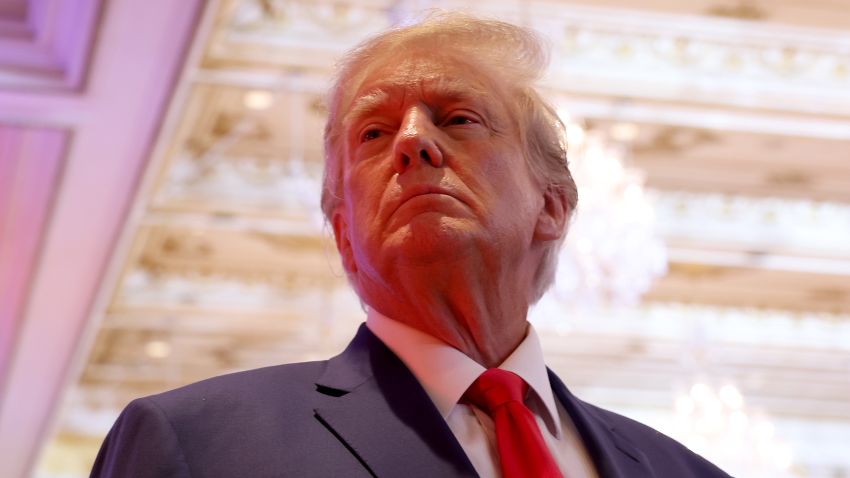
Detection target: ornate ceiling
<box><xmin>1</xmin><ymin>0</ymin><xmax>848</xmax><ymax>477</ymax></box>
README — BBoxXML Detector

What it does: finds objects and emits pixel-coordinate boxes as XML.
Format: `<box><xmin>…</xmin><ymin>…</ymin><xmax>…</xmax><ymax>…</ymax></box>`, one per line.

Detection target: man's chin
<box><xmin>386</xmin><ymin>216</ymin><xmax>479</xmax><ymax>262</ymax></box>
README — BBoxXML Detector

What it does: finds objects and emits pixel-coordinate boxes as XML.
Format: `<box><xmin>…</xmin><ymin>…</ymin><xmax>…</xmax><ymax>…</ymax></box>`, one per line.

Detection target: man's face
<box><xmin>332</xmin><ymin>52</ymin><xmax>545</xmax><ymax>286</ymax></box>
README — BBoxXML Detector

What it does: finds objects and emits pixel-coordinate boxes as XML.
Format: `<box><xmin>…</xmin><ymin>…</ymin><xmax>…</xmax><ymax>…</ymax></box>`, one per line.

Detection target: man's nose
<box><xmin>392</xmin><ymin>107</ymin><xmax>444</xmax><ymax>173</ymax></box>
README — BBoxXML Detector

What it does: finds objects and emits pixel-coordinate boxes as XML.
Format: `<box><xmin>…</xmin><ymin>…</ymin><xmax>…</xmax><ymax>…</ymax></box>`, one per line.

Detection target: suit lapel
<box><xmin>313</xmin><ymin>325</ymin><xmax>656</xmax><ymax>478</ymax></box>
<box><xmin>548</xmin><ymin>369</ymin><xmax>655</xmax><ymax>478</ymax></box>
<box><xmin>314</xmin><ymin>324</ymin><xmax>478</xmax><ymax>478</ymax></box>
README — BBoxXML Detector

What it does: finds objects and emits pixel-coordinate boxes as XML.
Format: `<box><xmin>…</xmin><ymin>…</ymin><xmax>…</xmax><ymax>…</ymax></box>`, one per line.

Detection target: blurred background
<box><xmin>1</xmin><ymin>0</ymin><xmax>849</xmax><ymax>476</ymax></box>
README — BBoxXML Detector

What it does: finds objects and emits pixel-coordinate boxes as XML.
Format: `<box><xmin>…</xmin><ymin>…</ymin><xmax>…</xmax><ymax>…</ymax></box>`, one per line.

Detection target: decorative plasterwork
<box><xmin>109</xmin><ymin>225</ymin><xmax>343</xmax><ymax>315</ymax></box>
<box><xmin>0</xmin><ymin>0</ymin><xmax>103</xmax><ymax>91</ymax></box>
<box><xmin>653</xmin><ymin>190</ymin><xmax>850</xmax><ymax>266</ymax></box>
<box><xmin>623</xmin><ymin>123</ymin><xmax>850</xmax><ymax>202</ymax></box>
<box><xmin>203</xmin><ymin>0</ymin><xmax>392</xmax><ymax>70</ymax></box>
<box><xmin>149</xmin><ymin>82</ymin><xmax>326</xmax><ymax>219</ymax></box>
<box><xmin>533</xmin><ymin>300</ymin><xmax>850</xmax><ymax>352</ymax></box>
<box><xmin>648</xmin><ymin>190</ymin><xmax>850</xmax><ymax>313</ymax></box>
<box><xmin>204</xmin><ymin>0</ymin><xmax>850</xmax><ymax>118</ymax></box>
<box><xmin>524</xmin><ymin>2</ymin><xmax>850</xmax><ymax>116</ymax></box>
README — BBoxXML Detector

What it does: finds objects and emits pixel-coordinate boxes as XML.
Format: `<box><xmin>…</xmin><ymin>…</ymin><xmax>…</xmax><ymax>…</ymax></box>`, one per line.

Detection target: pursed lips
<box><xmin>391</xmin><ymin>185</ymin><xmax>467</xmax><ymax>216</ymax></box>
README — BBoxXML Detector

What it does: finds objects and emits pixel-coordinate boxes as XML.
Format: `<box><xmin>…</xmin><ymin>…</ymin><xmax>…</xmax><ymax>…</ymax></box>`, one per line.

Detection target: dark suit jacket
<box><xmin>91</xmin><ymin>324</ymin><xmax>732</xmax><ymax>477</ymax></box>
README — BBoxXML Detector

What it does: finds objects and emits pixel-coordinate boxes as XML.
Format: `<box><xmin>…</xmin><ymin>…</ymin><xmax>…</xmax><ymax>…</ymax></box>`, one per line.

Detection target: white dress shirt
<box><xmin>366</xmin><ymin>308</ymin><xmax>599</xmax><ymax>478</ymax></box>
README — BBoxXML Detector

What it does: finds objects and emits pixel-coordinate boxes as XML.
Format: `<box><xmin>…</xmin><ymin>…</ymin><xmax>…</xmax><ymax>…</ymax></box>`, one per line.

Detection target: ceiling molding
<box><xmin>0</xmin><ymin>0</ymin><xmax>103</xmax><ymax>91</ymax></box>
<box><xmin>202</xmin><ymin>0</ymin><xmax>850</xmax><ymax>118</ymax></box>
<box><xmin>653</xmin><ymin>190</ymin><xmax>850</xmax><ymax>260</ymax></box>
<box><xmin>0</xmin><ymin>124</ymin><xmax>68</xmax><ymax>389</ymax></box>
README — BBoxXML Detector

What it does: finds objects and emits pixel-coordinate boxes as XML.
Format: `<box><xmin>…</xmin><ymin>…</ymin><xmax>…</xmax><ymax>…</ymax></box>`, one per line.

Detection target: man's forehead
<box><xmin>342</xmin><ymin>59</ymin><xmax>496</xmax><ymax>125</ymax></box>
<box><xmin>354</xmin><ymin>75</ymin><xmax>486</xmax><ymax>107</ymax></box>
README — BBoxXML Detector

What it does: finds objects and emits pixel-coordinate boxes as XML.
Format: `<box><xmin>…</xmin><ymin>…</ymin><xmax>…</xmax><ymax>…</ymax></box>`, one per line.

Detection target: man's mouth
<box><xmin>393</xmin><ymin>185</ymin><xmax>467</xmax><ymax>216</ymax></box>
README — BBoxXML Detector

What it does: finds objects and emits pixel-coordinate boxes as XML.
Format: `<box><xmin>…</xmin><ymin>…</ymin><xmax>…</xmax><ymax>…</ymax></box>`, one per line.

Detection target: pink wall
<box><xmin>0</xmin><ymin>125</ymin><xmax>67</xmax><ymax>381</ymax></box>
<box><xmin>0</xmin><ymin>0</ymin><xmax>207</xmax><ymax>476</ymax></box>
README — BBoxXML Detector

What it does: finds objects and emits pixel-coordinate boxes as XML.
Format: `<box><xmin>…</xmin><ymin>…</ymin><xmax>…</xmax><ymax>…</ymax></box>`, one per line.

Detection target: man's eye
<box><xmin>445</xmin><ymin>115</ymin><xmax>476</xmax><ymax>126</ymax></box>
<box><xmin>361</xmin><ymin>129</ymin><xmax>382</xmax><ymax>143</ymax></box>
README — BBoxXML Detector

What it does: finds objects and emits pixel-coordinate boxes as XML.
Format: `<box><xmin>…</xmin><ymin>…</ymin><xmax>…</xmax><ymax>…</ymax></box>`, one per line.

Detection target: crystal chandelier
<box><xmin>672</xmin><ymin>382</ymin><xmax>795</xmax><ymax>477</ymax></box>
<box><xmin>551</xmin><ymin>117</ymin><xmax>667</xmax><ymax>307</ymax></box>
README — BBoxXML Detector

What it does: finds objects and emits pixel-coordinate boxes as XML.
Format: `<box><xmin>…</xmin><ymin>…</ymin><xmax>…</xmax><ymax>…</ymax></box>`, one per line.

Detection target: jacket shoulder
<box><xmin>145</xmin><ymin>361</ymin><xmax>327</xmax><ymax>408</ymax></box>
<box><xmin>91</xmin><ymin>360</ymin><xmax>373</xmax><ymax>477</ymax></box>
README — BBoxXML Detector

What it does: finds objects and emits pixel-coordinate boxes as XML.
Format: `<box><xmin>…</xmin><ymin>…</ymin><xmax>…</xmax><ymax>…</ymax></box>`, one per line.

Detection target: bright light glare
<box><xmin>690</xmin><ymin>382</ymin><xmax>712</xmax><ymax>401</ymax></box>
<box><xmin>675</xmin><ymin>395</ymin><xmax>695</xmax><ymax>415</ymax></box>
<box><xmin>243</xmin><ymin>90</ymin><xmax>274</xmax><ymax>110</ymax></box>
<box><xmin>610</xmin><ymin>122</ymin><xmax>639</xmax><ymax>141</ymax></box>
<box><xmin>719</xmin><ymin>384</ymin><xmax>744</xmax><ymax>409</ymax></box>
<box><xmin>566</xmin><ymin>122</ymin><xmax>586</xmax><ymax>145</ymax></box>
<box><xmin>145</xmin><ymin>340</ymin><xmax>171</xmax><ymax>359</ymax></box>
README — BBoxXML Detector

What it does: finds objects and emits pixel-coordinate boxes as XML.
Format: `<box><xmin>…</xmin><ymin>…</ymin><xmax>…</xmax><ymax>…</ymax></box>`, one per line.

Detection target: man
<box><xmin>91</xmin><ymin>13</ymin><xmax>731</xmax><ymax>478</ymax></box>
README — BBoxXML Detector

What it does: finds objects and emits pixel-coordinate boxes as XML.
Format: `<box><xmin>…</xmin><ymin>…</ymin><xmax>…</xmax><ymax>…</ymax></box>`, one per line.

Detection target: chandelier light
<box><xmin>552</xmin><ymin>116</ymin><xmax>667</xmax><ymax>307</ymax></box>
<box><xmin>672</xmin><ymin>381</ymin><xmax>795</xmax><ymax>477</ymax></box>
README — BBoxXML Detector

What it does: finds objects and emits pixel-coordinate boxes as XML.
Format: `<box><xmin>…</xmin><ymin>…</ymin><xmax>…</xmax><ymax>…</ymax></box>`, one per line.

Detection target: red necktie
<box><xmin>464</xmin><ymin>368</ymin><xmax>564</xmax><ymax>478</ymax></box>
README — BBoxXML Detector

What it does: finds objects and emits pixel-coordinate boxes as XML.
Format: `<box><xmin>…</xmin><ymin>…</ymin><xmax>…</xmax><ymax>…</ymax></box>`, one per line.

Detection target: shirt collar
<box><xmin>366</xmin><ymin>308</ymin><xmax>563</xmax><ymax>439</ymax></box>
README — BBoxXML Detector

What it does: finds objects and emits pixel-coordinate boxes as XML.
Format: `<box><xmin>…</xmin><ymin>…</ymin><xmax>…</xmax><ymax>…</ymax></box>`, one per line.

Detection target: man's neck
<box><xmin>359</xmin><ymin>257</ymin><xmax>533</xmax><ymax>368</ymax></box>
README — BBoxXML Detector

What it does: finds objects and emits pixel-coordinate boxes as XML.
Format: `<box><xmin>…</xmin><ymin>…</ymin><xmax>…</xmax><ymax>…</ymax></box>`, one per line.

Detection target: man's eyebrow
<box><xmin>342</xmin><ymin>88</ymin><xmax>392</xmax><ymax>130</ymax></box>
<box><xmin>342</xmin><ymin>79</ymin><xmax>493</xmax><ymax>129</ymax></box>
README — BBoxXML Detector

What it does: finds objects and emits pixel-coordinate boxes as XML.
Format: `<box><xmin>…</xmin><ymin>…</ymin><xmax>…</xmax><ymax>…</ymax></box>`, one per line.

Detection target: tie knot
<box><xmin>464</xmin><ymin>368</ymin><xmax>529</xmax><ymax>414</ymax></box>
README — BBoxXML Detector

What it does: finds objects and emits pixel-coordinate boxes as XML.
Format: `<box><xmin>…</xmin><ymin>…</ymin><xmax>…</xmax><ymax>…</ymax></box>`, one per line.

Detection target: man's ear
<box><xmin>534</xmin><ymin>185</ymin><xmax>570</xmax><ymax>241</ymax></box>
<box><xmin>331</xmin><ymin>210</ymin><xmax>358</xmax><ymax>275</ymax></box>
